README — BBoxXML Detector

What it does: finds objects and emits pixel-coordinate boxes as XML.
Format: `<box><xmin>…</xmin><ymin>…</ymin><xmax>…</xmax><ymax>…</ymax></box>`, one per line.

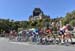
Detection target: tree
<box><xmin>71</xmin><ymin>10</ymin><xmax>75</xmax><ymax>19</ymax></box>
<box><xmin>69</xmin><ymin>20</ymin><xmax>75</xmax><ymax>26</ymax></box>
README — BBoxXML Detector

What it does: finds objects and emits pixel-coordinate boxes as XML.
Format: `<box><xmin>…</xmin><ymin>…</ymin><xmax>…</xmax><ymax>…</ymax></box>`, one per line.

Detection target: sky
<box><xmin>0</xmin><ymin>0</ymin><xmax>75</xmax><ymax>21</ymax></box>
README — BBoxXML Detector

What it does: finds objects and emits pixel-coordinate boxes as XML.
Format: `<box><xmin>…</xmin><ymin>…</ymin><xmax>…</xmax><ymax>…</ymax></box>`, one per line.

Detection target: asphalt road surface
<box><xmin>0</xmin><ymin>37</ymin><xmax>75</xmax><ymax>51</ymax></box>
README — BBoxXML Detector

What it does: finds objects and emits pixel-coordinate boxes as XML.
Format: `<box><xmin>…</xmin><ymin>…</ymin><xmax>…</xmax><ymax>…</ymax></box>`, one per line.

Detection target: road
<box><xmin>0</xmin><ymin>37</ymin><xmax>75</xmax><ymax>51</ymax></box>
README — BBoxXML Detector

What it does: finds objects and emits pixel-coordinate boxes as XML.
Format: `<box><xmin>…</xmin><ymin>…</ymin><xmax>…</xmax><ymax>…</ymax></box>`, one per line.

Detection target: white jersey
<box><xmin>60</xmin><ymin>26</ymin><xmax>66</xmax><ymax>31</ymax></box>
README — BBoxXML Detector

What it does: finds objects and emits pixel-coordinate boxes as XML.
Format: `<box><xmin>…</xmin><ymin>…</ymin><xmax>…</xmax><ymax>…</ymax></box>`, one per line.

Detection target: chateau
<box><xmin>29</xmin><ymin>8</ymin><xmax>50</xmax><ymax>21</ymax></box>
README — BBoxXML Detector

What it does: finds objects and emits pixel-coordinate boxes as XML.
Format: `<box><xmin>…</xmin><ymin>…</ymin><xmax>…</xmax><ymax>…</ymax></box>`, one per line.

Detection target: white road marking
<box><xmin>9</xmin><ymin>42</ymin><xmax>31</xmax><ymax>45</ymax></box>
<box><xmin>0</xmin><ymin>38</ymin><xmax>5</xmax><ymax>40</ymax></box>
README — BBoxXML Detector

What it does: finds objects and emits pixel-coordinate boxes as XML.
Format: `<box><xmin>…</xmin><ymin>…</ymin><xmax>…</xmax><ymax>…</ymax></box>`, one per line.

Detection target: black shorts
<box><xmin>59</xmin><ymin>30</ymin><xmax>65</xmax><ymax>35</ymax></box>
